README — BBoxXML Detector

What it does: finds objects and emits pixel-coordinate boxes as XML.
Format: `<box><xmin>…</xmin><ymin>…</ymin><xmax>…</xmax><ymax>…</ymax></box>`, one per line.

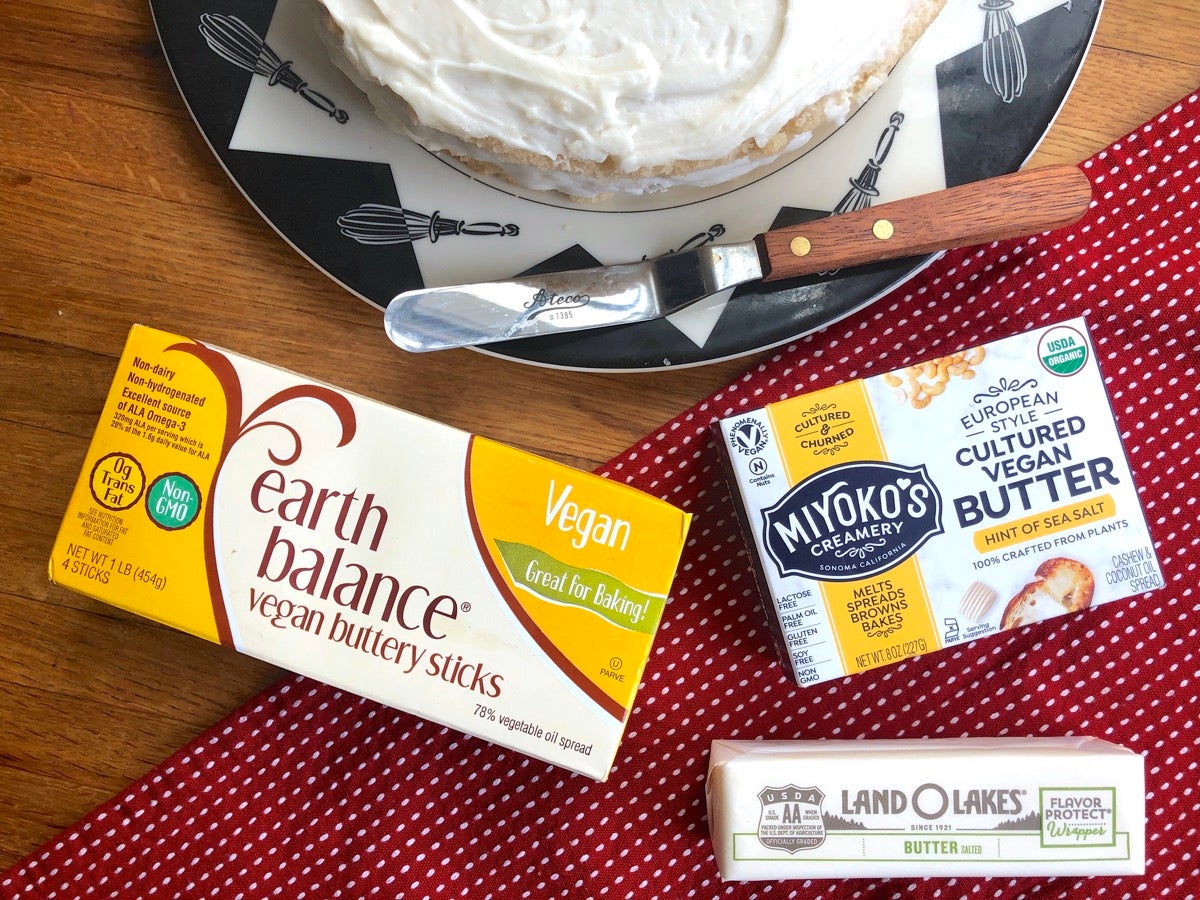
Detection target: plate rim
<box><xmin>149</xmin><ymin>0</ymin><xmax>1104</xmax><ymax>373</ymax></box>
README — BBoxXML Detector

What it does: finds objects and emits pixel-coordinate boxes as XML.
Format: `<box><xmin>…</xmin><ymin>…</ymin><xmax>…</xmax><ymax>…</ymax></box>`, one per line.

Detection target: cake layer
<box><xmin>315</xmin><ymin>0</ymin><xmax>948</xmax><ymax>196</ymax></box>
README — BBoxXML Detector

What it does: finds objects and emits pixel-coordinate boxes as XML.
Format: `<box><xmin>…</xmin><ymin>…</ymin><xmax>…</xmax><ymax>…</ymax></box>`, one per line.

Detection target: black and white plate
<box><xmin>151</xmin><ymin>0</ymin><xmax>1102</xmax><ymax>370</ymax></box>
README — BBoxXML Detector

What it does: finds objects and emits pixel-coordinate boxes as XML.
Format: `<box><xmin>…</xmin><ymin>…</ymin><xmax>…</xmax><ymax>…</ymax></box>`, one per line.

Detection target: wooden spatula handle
<box><xmin>755</xmin><ymin>164</ymin><xmax>1093</xmax><ymax>282</ymax></box>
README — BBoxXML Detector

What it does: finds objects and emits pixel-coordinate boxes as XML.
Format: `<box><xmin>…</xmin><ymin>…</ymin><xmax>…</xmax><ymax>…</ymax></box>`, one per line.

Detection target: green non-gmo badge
<box><xmin>146</xmin><ymin>473</ymin><xmax>202</xmax><ymax>530</ymax></box>
<box><xmin>1038</xmin><ymin>325</ymin><xmax>1089</xmax><ymax>375</ymax></box>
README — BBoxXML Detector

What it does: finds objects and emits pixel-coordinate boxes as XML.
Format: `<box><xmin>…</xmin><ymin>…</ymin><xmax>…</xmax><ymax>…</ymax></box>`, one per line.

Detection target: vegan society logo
<box><xmin>761</xmin><ymin>461</ymin><xmax>943</xmax><ymax>581</ymax></box>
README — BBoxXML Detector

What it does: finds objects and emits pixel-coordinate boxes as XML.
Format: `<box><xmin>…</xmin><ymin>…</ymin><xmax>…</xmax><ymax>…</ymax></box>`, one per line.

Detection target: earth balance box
<box><xmin>50</xmin><ymin>325</ymin><xmax>691</xmax><ymax>780</ymax></box>
<box><xmin>716</xmin><ymin>318</ymin><xmax>1161</xmax><ymax>686</ymax></box>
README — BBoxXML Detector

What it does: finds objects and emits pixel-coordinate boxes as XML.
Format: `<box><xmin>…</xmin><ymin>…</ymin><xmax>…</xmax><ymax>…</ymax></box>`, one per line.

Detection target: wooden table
<box><xmin>1</xmin><ymin>0</ymin><xmax>1196</xmax><ymax>870</ymax></box>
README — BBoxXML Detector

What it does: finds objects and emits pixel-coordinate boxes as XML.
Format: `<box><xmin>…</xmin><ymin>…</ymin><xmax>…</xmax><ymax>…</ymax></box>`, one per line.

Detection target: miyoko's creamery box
<box><xmin>51</xmin><ymin>325</ymin><xmax>691</xmax><ymax>780</ymax></box>
<box><xmin>716</xmin><ymin>317</ymin><xmax>1161</xmax><ymax>686</ymax></box>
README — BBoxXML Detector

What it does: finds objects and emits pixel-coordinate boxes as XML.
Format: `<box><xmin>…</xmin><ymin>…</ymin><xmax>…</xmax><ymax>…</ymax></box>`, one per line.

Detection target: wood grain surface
<box><xmin>2</xmin><ymin>0</ymin><xmax>1197</xmax><ymax>870</ymax></box>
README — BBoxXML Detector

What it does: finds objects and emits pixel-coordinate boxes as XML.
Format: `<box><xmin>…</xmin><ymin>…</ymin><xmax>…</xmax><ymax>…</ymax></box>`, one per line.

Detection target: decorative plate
<box><xmin>151</xmin><ymin>0</ymin><xmax>1102</xmax><ymax>370</ymax></box>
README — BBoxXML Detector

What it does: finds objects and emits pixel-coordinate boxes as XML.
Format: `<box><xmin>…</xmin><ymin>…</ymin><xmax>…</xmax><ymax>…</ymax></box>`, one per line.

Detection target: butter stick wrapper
<box><xmin>706</xmin><ymin>737</ymin><xmax>1146</xmax><ymax>880</ymax></box>
<box><xmin>49</xmin><ymin>325</ymin><xmax>691</xmax><ymax>780</ymax></box>
<box><xmin>715</xmin><ymin>317</ymin><xmax>1162</xmax><ymax>686</ymax></box>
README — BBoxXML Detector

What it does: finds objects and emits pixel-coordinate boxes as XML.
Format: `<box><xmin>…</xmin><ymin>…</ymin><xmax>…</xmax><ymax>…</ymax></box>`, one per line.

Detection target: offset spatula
<box><xmin>384</xmin><ymin>165</ymin><xmax>1092</xmax><ymax>353</ymax></box>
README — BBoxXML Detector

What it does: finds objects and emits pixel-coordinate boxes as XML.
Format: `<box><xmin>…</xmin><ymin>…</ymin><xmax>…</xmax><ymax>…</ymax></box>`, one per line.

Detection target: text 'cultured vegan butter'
<box><xmin>715</xmin><ymin>318</ymin><xmax>1161</xmax><ymax>686</ymax></box>
<box><xmin>49</xmin><ymin>325</ymin><xmax>692</xmax><ymax>780</ymax></box>
<box><xmin>706</xmin><ymin>737</ymin><xmax>1145</xmax><ymax>879</ymax></box>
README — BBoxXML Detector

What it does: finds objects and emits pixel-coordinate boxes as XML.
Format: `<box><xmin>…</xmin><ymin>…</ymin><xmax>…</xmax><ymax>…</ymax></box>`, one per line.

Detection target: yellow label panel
<box><xmin>768</xmin><ymin>380</ymin><xmax>878</xmax><ymax>485</ymax></box>
<box><xmin>468</xmin><ymin>438</ymin><xmax>689</xmax><ymax>713</ymax></box>
<box><xmin>766</xmin><ymin>382</ymin><xmax>940</xmax><ymax>675</ymax></box>
<box><xmin>51</xmin><ymin>326</ymin><xmax>228</xmax><ymax>643</ymax></box>
<box><xmin>822</xmin><ymin>568</ymin><xmax>938</xmax><ymax>674</ymax></box>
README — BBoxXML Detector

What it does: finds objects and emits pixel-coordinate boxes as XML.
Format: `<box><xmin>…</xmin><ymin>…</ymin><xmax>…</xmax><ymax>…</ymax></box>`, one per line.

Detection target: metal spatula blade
<box><xmin>384</xmin><ymin>165</ymin><xmax>1092</xmax><ymax>353</ymax></box>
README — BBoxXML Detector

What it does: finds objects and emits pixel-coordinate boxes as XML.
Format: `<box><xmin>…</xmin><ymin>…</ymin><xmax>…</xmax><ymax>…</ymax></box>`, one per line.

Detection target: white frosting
<box><xmin>317</xmin><ymin>0</ymin><xmax>937</xmax><ymax>194</ymax></box>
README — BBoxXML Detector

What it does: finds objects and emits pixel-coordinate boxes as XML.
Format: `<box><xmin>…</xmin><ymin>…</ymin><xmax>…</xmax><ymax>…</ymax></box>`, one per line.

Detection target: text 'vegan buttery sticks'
<box><xmin>50</xmin><ymin>325</ymin><xmax>691</xmax><ymax>780</ymax></box>
<box><xmin>716</xmin><ymin>318</ymin><xmax>1161</xmax><ymax>686</ymax></box>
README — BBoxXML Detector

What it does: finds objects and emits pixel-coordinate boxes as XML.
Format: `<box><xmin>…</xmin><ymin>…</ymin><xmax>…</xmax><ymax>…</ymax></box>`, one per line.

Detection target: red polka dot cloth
<box><xmin>6</xmin><ymin>93</ymin><xmax>1199</xmax><ymax>899</ymax></box>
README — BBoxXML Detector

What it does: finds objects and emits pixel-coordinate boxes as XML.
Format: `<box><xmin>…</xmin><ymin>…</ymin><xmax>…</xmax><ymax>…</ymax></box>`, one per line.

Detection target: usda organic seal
<box><xmin>1038</xmin><ymin>324</ymin><xmax>1089</xmax><ymax>376</ymax></box>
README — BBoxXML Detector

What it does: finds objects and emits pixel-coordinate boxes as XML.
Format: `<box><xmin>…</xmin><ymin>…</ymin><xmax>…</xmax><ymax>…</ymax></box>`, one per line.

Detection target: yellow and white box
<box><xmin>716</xmin><ymin>318</ymin><xmax>1161</xmax><ymax>686</ymax></box>
<box><xmin>706</xmin><ymin>737</ymin><xmax>1145</xmax><ymax>880</ymax></box>
<box><xmin>50</xmin><ymin>325</ymin><xmax>691</xmax><ymax>780</ymax></box>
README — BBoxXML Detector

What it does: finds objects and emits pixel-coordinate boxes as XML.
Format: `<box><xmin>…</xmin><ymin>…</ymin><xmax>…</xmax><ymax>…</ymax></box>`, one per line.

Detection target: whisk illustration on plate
<box><xmin>833</xmin><ymin>112</ymin><xmax>905</xmax><ymax>216</ymax></box>
<box><xmin>980</xmin><ymin>0</ymin><xmax>1029</xmax><ymax>103</ymax></box>
<box><xmin>337</xmin><ymin>204</ymin><xmax>520</xmax><ymax>245</ymax></box>
<box><xmin>642</xmin><ymin>224</ymin><xmax>727</xmax><ymax>260</ymax></box>
<box><xmin>816</xmin><ymin>112</ymin><xmax>904</xmax><ymax>276</ymax></box>
<box><xmin>199</xmin><ymin>13</ymin><xmax>349</xmax><ymax>124</ymax></box>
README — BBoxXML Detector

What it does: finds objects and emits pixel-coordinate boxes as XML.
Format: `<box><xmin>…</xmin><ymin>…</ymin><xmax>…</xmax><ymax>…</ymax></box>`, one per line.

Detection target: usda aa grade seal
<box><xmin>1038</xmin><ymin>324</ymin><xmax>1089</xmax><ymax>376</ymax></box>
<box><xmin>756</xmin><ymin>785</ymin><xmax>827</xmax><ymax>853</ymax></box>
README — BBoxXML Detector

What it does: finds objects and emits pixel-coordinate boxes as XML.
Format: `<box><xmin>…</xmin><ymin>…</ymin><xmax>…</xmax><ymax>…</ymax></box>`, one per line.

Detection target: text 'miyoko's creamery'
<box><xmin>50</xmin><ymin>325</ymin><xmax>691</xmax><ymax>780</ymax></box>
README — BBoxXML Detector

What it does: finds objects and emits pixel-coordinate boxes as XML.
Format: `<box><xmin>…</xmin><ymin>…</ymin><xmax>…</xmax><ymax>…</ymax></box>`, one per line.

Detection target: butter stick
<box><xmin>706</xmin><ymin>737</ymin><xmax>1145</xmax><ymax>880</ymax></box>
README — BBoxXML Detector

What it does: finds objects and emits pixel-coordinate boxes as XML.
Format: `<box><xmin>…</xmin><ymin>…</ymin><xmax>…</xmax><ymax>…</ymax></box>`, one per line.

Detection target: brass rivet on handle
<box><xmin>790</xmin><ymin>236</ymin><xmax>812</xmax><ymax>257</ymax></box>
<box><xmin>873</xmin><ymin>219</ymin><xmax>895</xmax><ymax>240</ymax></box>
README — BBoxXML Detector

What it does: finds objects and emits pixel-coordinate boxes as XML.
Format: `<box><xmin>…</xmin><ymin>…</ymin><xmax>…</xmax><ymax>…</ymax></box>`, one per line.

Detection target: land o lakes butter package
<box><xmin>706</xmin><ymin>737</ymin><xmax>1146</xmax><ymax>880</ymax></box>
<box><xmin>716</xmin><ymin>317</ymin><xmax>1161</xmax><ymax>686</ymax></box>
<box><xmin>50</xmin><ymin>325</ymin><xmax>691</xmax><ymax>780</ymax></box>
